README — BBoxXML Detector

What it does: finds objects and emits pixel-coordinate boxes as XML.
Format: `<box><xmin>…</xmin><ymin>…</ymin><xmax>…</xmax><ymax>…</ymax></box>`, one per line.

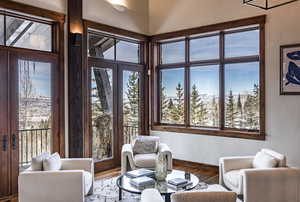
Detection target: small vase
<box><xmin>155</xmin><ymin>152</ymin><xmax>168</xmax><ymax>181</ymax></box>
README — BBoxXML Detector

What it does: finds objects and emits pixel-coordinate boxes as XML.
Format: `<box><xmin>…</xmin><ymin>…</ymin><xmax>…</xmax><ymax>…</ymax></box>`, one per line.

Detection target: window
<box><xmin>160</xmin><ymin>68</ymin><xmax>185</xmax><ymax>124</ymax></box>
<box><xmin>116</xmin><ymin>40</ymin><xmax>140</xmax><ymax>63</ymax></box>
<box><xmin>0</xmin><ymin>15</ymin><xmax>52</xmax><ymax>51</ymax></box>
<box><xmin>88</xmin><ymin>32</ymin><xmax>141</xmax><ymax>64</ymax></box>
<box><xmin>161</xmin><ymin>40</ymin><xmax>185</xmax><ymax>64</ymax></box>
<box><xmin>152</xmin><ymin>16</ymin><xmax>265</xmax><ymax>139</ymax></box>
<box><xmin>190</xmin><ymin>65</ymin><xmax>219</xmax><ymax>127</ymax></box>
<box><xmin>190</xmin><ymin>35</ymin><xmax>219</xmax><ymax>61</ymax></box>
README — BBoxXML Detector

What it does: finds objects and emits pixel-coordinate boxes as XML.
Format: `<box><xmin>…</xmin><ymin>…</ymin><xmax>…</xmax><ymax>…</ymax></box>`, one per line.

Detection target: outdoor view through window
<box><xmin>159</xmin><ymin>27</ymin><xmax>260</xmax><ymax>131</ymax></box>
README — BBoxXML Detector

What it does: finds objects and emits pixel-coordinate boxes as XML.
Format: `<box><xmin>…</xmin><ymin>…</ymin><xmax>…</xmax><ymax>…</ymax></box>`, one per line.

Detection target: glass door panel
<box><xmin>90</xmin><ymin>67</ymin><xmax>114</xmax><ymax>161</ymax></box>
<box><xmin>18</xmin><ymin>60</ymin><xmax>52</xmax><ymax>170</ymax></box>
<box><xmin>122</xmin><ymin>70</ymin><xmax>141</xmax><ymax>144</ymax></box>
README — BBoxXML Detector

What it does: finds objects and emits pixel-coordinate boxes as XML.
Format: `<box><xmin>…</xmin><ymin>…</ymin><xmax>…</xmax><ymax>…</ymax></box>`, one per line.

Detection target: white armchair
<box><xmin>121</xmin><ymin>136</ymin><xmax>172</xmax><ymax>174</ymax></box>
<box><xmin>19</xmin><ymin>158</ymin><xmax>94</xmax><ymax>202</ymax></box>
<box><xmin>219</xmin><ymin>149</ymin><xmax>300</xmax><ymax>202</ymax></box>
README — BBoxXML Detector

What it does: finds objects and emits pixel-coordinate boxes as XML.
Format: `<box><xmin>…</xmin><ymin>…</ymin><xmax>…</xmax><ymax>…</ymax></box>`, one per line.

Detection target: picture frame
<box><xmin>280</xmin><ymin>44</ymin><xmax>300</xmax><ymax>95</ymax></box>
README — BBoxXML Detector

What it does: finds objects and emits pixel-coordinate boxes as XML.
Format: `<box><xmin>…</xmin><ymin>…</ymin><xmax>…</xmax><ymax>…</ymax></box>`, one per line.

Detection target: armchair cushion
<box><xmin>132</xmin><ymin>136</ymin><xmax>159</xmax><ymax>154</ymax></box>
<box><xmin>83</xmin><ymin>171</ymin><xmax>93</xmax><ymax>195</ymax></box>
<box><xmin>253</xmin><ymin>151</ymin><xmax>278</xmax><ymax>169</ymax></box>
<box><xmin>43</xmin><ymin>153</ymin><xmax>62</xmax><ymax>171</ymax></box>
<box><xmin>223</xmin><ymin>170</ymin><xmax>243</xmax><ymax>191</ymax></box>
<box><xmin>261</xmin><ymin>149</ymin><xmax>286</xmax><ymax>167</ymax></box>
<box><xmin>31</xmin><ymin>152</ymin><xmax>50</xmax><ymax>171</ymax></box>
<box><xmin>134</xmin><ymin>153</ymin><xmax>157</xmax><ymax>168</ymax></box>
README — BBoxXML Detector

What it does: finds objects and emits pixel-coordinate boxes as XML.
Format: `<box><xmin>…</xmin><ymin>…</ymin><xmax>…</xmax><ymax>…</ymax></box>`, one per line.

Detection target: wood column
<box><xmin>68</xmin><ymin>0</ymin><xmax>84</xmax><ymax>157</ymax></box>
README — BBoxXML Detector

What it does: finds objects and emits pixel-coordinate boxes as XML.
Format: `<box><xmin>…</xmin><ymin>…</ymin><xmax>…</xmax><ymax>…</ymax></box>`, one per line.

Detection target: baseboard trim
<box><xmin>173</xmin><ymin>159</ymin><xmax>219</xmax><ymax>171</ymax></box>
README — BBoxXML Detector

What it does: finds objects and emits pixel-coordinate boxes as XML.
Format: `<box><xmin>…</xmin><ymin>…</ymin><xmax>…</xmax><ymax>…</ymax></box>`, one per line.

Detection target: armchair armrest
<box><xmin>220</xmin><ymin>156</ymin><xmax>254</xmax><ymax>173</ymax></box>
<box><xmin>158</xmin><ymin>143</ymin><xmax>172</xmax><ymax>171</ymax></box>
<box><xmin>61</xmin><ymin>158</ymin><xmax>94</xmax><ymax>195</ymax></box>
<box><xmin>61</xmin><ymin>158</ymin><xmax>94</xmax><ymax>173</ymax></box>
<box><xmin>141</xmin><ymin>189</ymin><xmax>164</xmax><ymax>202</ymax></box>
<box><xmin>121</xmin><ymin>144</ymin><xmax>136</xmax><ymax>174</ymax></box>
<box><xmin>242</xmin><ymin>167</ymin><xmax>300</xmax><ymax>202</ymax></box>
<box><xmin>19</xmin><ymin>170</ymin><xmax>85</xmax><ymax>202</ymax></box>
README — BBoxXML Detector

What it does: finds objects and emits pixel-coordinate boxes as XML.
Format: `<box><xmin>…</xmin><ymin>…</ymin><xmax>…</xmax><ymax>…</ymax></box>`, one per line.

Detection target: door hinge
<box><xmin>2</xmin><ymin>135</ymin><xmax>8</xmax><ymax>151</ymax></box>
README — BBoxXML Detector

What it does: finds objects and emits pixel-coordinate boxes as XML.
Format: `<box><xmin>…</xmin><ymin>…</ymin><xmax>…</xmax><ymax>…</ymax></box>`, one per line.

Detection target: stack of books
<box><xmin>167</xmin><ymin>178</ymin><xmax>193</xmax><ymax>190</ymax></box>
<box><xmin>130</xmin><ymin>176</ymin><xmax>155</xmax><ymax>188</ymax></box>
<box><xmin>126</xmin><ymin>168</ymin><xmax>155</xmax><ymax>178</ymax></box>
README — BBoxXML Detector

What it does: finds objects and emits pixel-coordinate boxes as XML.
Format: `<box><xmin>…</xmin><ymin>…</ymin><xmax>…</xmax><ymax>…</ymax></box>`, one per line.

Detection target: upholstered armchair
<box><xmin>121</xmin><ymin>136</ymin><xmax>172</xmax><ymax>174</ymax></box>
<box><xmin>141</xmin><ymin>188</ymin><xmax>237</xmax><ymax>202</ymax></box>
<box><xmin>219</xmin><ymin>149</ymin><xmax>300</xmax><ymax>202</ymax></box>
<box><xmin>19</xmin><ymin>158</ymin><xmax>94</xmax><ymax>202</ymax></box>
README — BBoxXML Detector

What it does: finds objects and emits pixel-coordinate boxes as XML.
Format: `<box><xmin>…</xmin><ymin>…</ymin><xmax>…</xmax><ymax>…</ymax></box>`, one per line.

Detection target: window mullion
<box><xmin>219</xmin><ymin>32</ymin><xmax>225</xmax><ymax>130</ymax></box>
<box><xmin>185</xmin><ymin>37</ymin><xmax>190</xmax><ymax>127</ymax></box>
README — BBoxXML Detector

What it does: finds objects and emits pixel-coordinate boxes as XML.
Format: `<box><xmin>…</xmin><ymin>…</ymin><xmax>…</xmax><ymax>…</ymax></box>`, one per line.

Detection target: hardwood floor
<box><xmin>1</xmin><ymin>162</ymin><xmax>219</xmax><ymax>202</ymax></box>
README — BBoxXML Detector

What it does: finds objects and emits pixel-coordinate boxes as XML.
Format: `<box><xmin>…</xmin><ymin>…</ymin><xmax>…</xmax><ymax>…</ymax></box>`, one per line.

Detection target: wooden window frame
<box><xmin>150</xmin><ymin>15</ymin><xmax>266</xmax><ymax>140</ymax></box>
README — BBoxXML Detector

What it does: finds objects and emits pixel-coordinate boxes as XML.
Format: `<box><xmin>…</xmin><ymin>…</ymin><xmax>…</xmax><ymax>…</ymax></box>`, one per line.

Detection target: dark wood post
<box><xmin>68</xmin><ymin>0</ymin><xmax>84</xmax><ymax>157</ymax></box>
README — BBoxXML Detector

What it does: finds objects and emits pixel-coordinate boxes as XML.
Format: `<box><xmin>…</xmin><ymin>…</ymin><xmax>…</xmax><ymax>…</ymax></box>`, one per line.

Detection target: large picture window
<box><xmin>152</xmin><ymin>16</ymin><xmax>265</xmax><ymax>140</ymax></box>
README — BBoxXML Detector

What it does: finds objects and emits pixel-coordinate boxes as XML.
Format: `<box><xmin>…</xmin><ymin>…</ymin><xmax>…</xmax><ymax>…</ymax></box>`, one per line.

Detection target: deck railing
<box><xmin>19</xmin><ymin>128</ymin><xmax>51</xmax><ymax>168</ymax></box>
<box><xmin>123</xmin><ymin>124</ymin><xmax>139</xmax><ymax>144</ymax></box>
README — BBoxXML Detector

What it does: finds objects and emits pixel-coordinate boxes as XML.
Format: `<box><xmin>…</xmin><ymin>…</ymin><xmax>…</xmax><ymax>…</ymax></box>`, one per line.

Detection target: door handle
<box><xmin>2</xmin><ymin>135</ymin><xmax>8</xmax><ymax>151</ymax></box>
<box><xmin>12</xmin><ymin>134</ymin><xmax>17</xmax><ymax>150</ymax></box>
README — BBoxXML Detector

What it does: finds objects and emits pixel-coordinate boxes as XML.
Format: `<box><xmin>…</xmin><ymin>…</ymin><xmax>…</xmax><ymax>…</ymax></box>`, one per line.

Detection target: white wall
<box><xmin>12</xmin><ymin>0</ymin><xmax>66</xmax><ymax>13</ymax></box>
<box><xmin>83</xmin><ymin>0</ymin><xmax>149</xmax><ymax>34</ymax></box>
<box><xmin>150</xmin><ymin>0</ymin><xmax>300</xmax><ymax>167</ymax></box>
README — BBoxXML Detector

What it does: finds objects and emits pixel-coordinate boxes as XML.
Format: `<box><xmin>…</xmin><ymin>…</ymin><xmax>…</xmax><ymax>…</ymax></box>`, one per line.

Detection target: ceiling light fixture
<box><xmin>105</xmin><ymin>0</ymin><xmax>128</xmax><ymax>12</ymax></box>
<box><xmin>243</xmin><ymin>0</ymin><xmax>298</xmax><ymax>10</ymax></box>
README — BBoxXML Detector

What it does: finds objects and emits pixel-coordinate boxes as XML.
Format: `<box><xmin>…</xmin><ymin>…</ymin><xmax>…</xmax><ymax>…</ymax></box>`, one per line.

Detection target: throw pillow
<box><xmin>43</xmin><ymin>152</ymin><xmax>62</xmax><ymax>171</ymax></box>
<box><xmin>31</xmin><ymin>152</ymin><xmax>50</xmax><ymax>171</ymax></box>
<box><xmin>132</xmin><ymin>136</ymin><xmax>159</xmax><ymax>154</ymax></box>
<box><xmin>253</xmin><ymin>151</ymin><xmax>278</xmax><ymax>168</ymax></box>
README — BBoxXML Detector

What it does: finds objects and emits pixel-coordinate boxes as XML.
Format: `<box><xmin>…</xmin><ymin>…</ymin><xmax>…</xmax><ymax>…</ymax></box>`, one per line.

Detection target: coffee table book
<box><xmin>126</xmin><ymin>169</ymin><xmax>155</xmax><ymax>178</ymax></box>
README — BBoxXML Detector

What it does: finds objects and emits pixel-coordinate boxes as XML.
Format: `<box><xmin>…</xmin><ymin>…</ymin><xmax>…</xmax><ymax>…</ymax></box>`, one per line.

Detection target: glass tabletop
<box><xmin>116</xmin><ymin>169</ymin><xmax>200</xmax><ymax>195</ymax></box>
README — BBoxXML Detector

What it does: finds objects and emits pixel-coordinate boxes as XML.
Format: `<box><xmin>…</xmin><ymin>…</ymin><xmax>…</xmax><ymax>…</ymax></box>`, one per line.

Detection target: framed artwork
<box><xmin>280</xmin><ymin>44</ymin><xmax>300</xmax><ymax>95</ymax></box>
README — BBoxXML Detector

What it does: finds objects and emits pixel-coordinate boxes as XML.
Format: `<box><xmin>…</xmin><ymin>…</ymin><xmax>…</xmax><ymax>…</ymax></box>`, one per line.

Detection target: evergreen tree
<box><xmin>243</xmin><ymin>84</ymin><xmax>259</xmax><ymax>130</ymax></box>
<box><xmin>170</xmin><ymin>83</ymin><xmax>184</xmax><ymax>123</ymax></box>
<box><xmin>190</xmin><ymin>84</ymin><xmax>201</xmax><ymax>125</ymax></box>
<box><xmin>124</xmin><ymin>72</ymin><xmax>139</xmax><ymax>125</ymax></box>
<box><xmin>236</xmin><ymin>94</ymin><xmax>244</xmax><ymax>128</ymax></box>
<box><xmin>225</xmin><ymin>90</ymin><xmax>238</xmax><ymax>128</ymax></box>
<box><xmin>211</xmin><ymin>96</ymin><xmax>219</xmax><ymax>127</ymax></box>
<box><xmin>252</xmin><ymin>84</ymin><xmax>260</xmax><ymax>129</ymax></box>
<box><xmin>160</xmin><ymin>86</ymin><xmax>169</xmax><ymax>121</ymax></box>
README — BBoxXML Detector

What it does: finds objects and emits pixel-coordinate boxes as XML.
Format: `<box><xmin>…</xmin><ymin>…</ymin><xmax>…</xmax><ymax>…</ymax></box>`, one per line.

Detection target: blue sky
<box><xmin>18</xmin><ymin>61</ymin><xmax>51</xmax><ymax>98</ymax></box>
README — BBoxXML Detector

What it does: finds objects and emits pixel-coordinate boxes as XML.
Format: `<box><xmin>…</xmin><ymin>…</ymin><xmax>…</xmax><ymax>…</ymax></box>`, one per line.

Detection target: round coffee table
<box><xmin>116</xmin><ymin>169</ymin><xmax>200</xmax><ymax>202</ymax></box>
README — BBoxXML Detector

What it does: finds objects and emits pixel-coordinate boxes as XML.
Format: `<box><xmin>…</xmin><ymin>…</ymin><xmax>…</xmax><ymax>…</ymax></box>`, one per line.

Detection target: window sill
<box><xmin>151</xmin><ymin>124</ymin><xmax>265</xmax><ymax>141</ymax></box>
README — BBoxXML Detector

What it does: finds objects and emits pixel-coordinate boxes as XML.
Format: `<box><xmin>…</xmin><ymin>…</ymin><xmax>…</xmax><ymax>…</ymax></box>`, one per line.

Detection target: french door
<box><xmin>0</xmin><ymin>49</ymin><xmax>60</xmax><ymax>198</ymax></box>
<box><xmin>87</xmin><ymin>58</ymin><xmax>145</xmax><ymax>172</ymax></box>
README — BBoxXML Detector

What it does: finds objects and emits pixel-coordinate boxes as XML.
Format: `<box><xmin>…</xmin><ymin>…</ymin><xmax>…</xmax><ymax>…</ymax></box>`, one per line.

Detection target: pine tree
<box><xmin>236</xmin><ymin>94</ymin><xmax>243</xmax><ymax>128</ymax></box>
<box><xmin>170</xmin><ymin>83</ymin><xmax>184</xmax><ymax>123</ymax></box>
<box><xmin>225</xmin><ymin>90</ymin><xmax>238</xmax><ymax>128</ymax></box>
<box><xmin>190</xmin><ymin>84</ymin><xmax>201</xmax><ymax>125</ymax></box>
<box><xmin>252</xmin><ymin>84</ymin><xmax>260</xmax><ymax>129</ymax></box>
<box><xmin>124</xmin><ymin>72</ymin><xmax>139</xmax><ymax>125</ymax></box>
<box><xmin>211</xmin><ymin>96</ymin><xmax>219</xmax><ymax>127</ymax></box>
<box><xmin>160</xmin><ymin>86</ymin><xmax>169</xmax><ymax>121</ymax></box>
<box><xmin>243</xmin><ymin>84</ymin><xmax>259</xmax><ymax>130</ymax></box>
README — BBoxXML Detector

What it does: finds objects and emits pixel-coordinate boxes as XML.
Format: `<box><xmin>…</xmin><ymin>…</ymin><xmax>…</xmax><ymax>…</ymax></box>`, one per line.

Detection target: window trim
<box><xmin>150</xmin><ymin>15</ymin><xmax>266</xmax><ymax>140</ymax></box>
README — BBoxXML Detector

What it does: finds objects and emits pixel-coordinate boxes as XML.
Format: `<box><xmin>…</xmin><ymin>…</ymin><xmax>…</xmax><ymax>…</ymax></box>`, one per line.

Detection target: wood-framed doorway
<box><xmin>0</xmin><ymin>2</ymin><xmax>65</xmax><ymax>199</ymax></box>
<box><xmin>83</xmin><ymin>20</ymin><xmax>150</xmax><ymax>173</ymax></box>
